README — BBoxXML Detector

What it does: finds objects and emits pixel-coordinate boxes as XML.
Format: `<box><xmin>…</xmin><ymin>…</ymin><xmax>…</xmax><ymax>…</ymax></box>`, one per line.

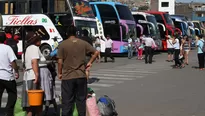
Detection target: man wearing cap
<box><xmin>142</xmin><ymin>35</ymin><xmax>156</xmax><ymax>64</ymax></box>
<box><xmin>0</xmin><ymin>32</ymin><xmax>19</xmax><ymax>116</ymax></box>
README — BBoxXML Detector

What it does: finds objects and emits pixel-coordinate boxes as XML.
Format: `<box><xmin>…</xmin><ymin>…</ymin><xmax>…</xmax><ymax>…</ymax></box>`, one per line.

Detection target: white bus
<box><xmin>2</xmin><ymin>14</ymin><xmax>63</xmax><ymax>59</ymax></box>
<box><xmin>0</xmin><ymin>14</ymin><xmax>2</xmax><ymax>28</ymax></box>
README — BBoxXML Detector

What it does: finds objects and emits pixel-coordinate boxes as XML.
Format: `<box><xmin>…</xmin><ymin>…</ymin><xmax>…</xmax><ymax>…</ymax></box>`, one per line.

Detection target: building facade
<box><xmin>150</xmin><ymin>0</ymin><xmax>175</xmax><ymax>14</ymax></box>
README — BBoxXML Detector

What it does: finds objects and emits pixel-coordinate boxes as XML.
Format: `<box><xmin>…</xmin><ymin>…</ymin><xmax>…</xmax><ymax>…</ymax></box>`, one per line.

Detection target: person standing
<box><xmin>95</xmin><ymin>36</ymin><xmax>101</xmax><ymax>63</ymax></box>
<box><xmin>142</xmin><ymin>35</ymin><xmax>156</xmax><ymax>64</ymax></box>
<box><xmin>127</xmin><ymin>35</ymin><xmax>133</xmax><ymax>59</ymax></box>
<box><xmin>166</xmin><ymin>35</ymin><xmax>174</xmax><ymax>62</ymax></box>
<box><xmin>104</xmin><ymin>35</ymin><xmax>115</xmax><ymax>63</ymax></box>
<box><xmin>137</xmin><ymin>39</ymin><xmax>144</xmax><ymax>60</ymax></box>
<box><xmin>0</xmin><ymin>32</ymin><xmax>19</xmax><ymax>116</ymax></box>
<box><xmin>57</xmin><ymin>26</ymin><xmax>99</xmax><ymax>116</ymax></box>
<box><xmin>196</xmin><ymin>34</ymin><xmax>204</xmax><ymax>70</ymax></box>
<box><xmin>172</xmin><ymin>35</ymin><xmax>182</xmax><ymax>68</ymax></box>
<box><xmin>182</xmin><ymin>36</ymin><xmax>191</xmax><ymax>65</ymax></box>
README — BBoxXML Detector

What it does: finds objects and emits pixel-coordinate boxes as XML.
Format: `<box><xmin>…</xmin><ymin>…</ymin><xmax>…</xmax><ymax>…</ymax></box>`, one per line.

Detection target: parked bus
<box><xmin>146</xmin><ymin>11</ymin><xmax>181</xmax><ymax>50</ymax></box>
<box><xmin>132</xmin><ymin>12</ymin><xmax>163</xmax><ymax>50</ymax></box>
<box><xmin>90</xmin><ymin>2</ymin><xmax>137</xmax><ymax>53</ymax></box>
<box><xmin>192</xmin><ymin>21</ymin><xmax>205</xmax><ymax>35</ymax></box>
<box><xmin>2</xmin><ymin>14</ymin><xmax>63</xmax><ymax>59</ymax></box>
<box><xmin>171</xmin><ymin>15</ymin><xmax>197</xmax><ymax>37</ymax></box>
<box><xmin>0</xmin><ymin>0</ymin><xmax>98</xmax><ymax>58</ymax></box>
<box><xmin>171</xmin><ymin>16</ymin><xmax>188</xmax><ymax>36</ymax></box>
<box><xmin>0</xmin><ymin>14</ymin><xmax>2</xmax><ymax>29</ymax></box>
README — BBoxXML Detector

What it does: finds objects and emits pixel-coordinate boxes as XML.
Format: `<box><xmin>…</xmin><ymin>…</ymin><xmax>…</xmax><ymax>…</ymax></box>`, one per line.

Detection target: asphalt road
<box><xmin>1</xmin><ymin>50</ymin><xmax>205</xmax><ymax>116</ymax></box>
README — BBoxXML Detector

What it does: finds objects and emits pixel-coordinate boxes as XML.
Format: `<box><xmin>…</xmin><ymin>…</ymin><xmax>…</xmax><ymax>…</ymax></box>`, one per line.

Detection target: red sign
<box><xmin>6</xmin><ymin>16</ymin><xmax>37</xmax><ymax>25</ymax></box>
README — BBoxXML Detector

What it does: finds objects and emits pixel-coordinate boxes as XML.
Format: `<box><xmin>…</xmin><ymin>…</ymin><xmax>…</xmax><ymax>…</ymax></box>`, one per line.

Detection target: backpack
<box><xmin>5</xmin><ymin>37</ymin><xmax>18</xmax><ymax>55</ymax></box>
<box><xmin>97</xmin><ymin>95</ymin><xmax>118</xmax><ymax>116</ymax></box>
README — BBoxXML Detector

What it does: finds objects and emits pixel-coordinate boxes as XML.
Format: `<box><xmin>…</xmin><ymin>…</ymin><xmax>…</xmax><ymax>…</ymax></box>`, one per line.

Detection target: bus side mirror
<box><xmin>157</xmin><ymin>23</ymin><xmax>166</xmax><ymax>32</ymax></box>
<box><xmin>195</xmin><ymin>28</ymin><xmax>200</xmax><ymax>36</ymax></box>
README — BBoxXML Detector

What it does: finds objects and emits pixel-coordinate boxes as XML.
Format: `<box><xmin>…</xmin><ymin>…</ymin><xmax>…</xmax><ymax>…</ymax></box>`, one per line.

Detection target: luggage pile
<box><xmin>72</xmin><ymin>87</ymin><xmax>118</xmax><ymax>116</ymax></box>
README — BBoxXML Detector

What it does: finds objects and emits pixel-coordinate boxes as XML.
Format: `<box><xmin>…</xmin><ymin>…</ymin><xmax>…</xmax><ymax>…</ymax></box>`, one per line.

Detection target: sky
<box><xmin>176</xmin><ymin>0</ymin><xmax>205</xmax><ymax>3</ymax></box>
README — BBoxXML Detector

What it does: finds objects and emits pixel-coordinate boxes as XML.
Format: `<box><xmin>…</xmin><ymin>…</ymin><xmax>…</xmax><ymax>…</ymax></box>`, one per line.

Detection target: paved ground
<box><xmin>1</xmin><ymin>50</ymin><xmax>205</xmax><ymax>116</ymax></box>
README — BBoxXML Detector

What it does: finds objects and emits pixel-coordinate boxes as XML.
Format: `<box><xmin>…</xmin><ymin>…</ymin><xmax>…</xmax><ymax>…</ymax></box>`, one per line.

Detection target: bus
<box><xmin>170</xmin><ymin>15</ymin><xmax>197</xmax><ymax>37</ymax></box>
<box><xmin>89</xmin><ymin>2</ymin><xmax>137</xmax><ymax>53</ymax></box>
<box><xmin>0</xmin><ymin>14</ymin><xmax>2</xmax><ymax>29</ymax></box>
<box><xmin>2</xmin><ymin>14</ymin><xmax>63</xmax><ymax>59</ymax></box>
<box><xmin>192</xmin><ymin>21</ymin><xmax>205</xmax><ymax>35</ymax></box>
<box><xmin>146</xmin><ymin>11</ymin><xmax>181</xmax><ymax>50</ymax></box>
<box><xmin>132</xmin><ymin>12</ymin><xmax>163</xmax><ymax>50</ymax></box>
<box><xmin>0</xmin><ymin>0</ymin><xmax>98</xmax><ymax>58</ymax></box>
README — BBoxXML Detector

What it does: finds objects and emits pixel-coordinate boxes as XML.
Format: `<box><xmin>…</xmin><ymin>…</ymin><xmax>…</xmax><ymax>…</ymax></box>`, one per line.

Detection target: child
<box><xmin>50</xmin><ymin>37</ymin><xmax>59</xmax><ymax>57</ymax></box>
<box><xmin>138</xmin><ymin>39</ymin><xmax>144</xmax><ymax>60</ymax></box>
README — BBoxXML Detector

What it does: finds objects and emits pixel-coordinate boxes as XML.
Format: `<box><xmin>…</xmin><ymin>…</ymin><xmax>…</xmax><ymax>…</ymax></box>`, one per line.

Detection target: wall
<box><xmin>150</xmin><ymin>0</ymin><xmax>159</xmax><ymax>11</ymax></box>
<box><xmin>175</xmin><ymin>3</ymin><xmax>193</xmax><ymax>20</ymax></box>
<box><xmin>158</xmin><ymin>0</ymin><xmax>175</xmax><ymax>14</ymax></box>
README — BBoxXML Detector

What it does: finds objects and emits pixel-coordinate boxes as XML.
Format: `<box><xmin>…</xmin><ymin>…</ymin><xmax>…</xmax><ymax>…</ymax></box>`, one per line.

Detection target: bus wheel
<box><xmin>40</xmin><ymin>45</ymin><xmax>51</xmax><ymax>59</ymax></box>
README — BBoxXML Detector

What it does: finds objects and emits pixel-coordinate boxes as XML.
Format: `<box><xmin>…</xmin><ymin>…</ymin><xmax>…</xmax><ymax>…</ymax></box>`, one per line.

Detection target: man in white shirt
<box><xmin>0</xmin><ymin>32</ymin><xmax>19</xmax><ymax>116</ymax></box>
<box><xmin>142</xmin><ymin>35</ymin><xmax>156</xmax><ymax>64</ymax></box>
<box><xmin>128</xmin><ymin>35</ymin><xmax>133</xmax><ymax>59</ymax></box>
<box><xmin>172</xmin><ymin>35</ymin><xmax>182</xmax><ymax>68</ymax></box>
<box><xmin>104</xmin><ymin>35</ymin><xmax>115</xmax><ymax>63</ymax></box>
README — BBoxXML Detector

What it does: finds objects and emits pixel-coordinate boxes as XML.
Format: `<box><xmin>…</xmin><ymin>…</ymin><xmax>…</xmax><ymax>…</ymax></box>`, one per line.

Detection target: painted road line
<box><xmin>91</xmin><ymin>73</ymin><xmax>144</xmax><ymax>78</ymax></box>
<box><xmin>55</xmin><ymin>81</ymin><xmax>62</xmax><ymax>84</ymax></box>
<box><xmin>91</xmin><ymin>71</ymin><xmax>150</xmax><ymax>76</ymax></box>
<box><xmin>88</xmin><ymin>83</ymin><xmax>114</xmax><ymax>87</ymax></box>
<box><xmin>96</xmin><ymin>80</ymin><xmax>123</xmax><ymax>84</ymax></box>
<box><xmin>98</xmin><ymin>69</ymin><xmax>157</xmax><ymax>74</ymax></box>
<box><xmin>92</xmin><ymin>76</ymin><xmax>134</xmax><ymax>80</ymax></box>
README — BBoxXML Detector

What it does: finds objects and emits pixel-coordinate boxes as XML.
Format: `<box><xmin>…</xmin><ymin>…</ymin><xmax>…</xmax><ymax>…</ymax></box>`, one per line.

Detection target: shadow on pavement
<box><xmin>88</xmin><ymin>77</ymin><xmax>100</xmax><ymax>84</ymax></box>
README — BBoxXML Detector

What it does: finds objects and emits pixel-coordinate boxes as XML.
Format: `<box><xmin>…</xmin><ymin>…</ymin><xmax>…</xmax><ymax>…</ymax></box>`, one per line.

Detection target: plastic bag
<box><xmin>73</xmin><ymin>103</ymin><xmax>78</xmax><ymax>116</ymax></box>
<box><xmin>87</xmin><ymin>88</ymin><xmax>101</xmax><ymax>116</ymax></box>
<box><xmin>14</xmin><ymin>98</ymin><xmax>26</xmax><ymax>116</ymax></box>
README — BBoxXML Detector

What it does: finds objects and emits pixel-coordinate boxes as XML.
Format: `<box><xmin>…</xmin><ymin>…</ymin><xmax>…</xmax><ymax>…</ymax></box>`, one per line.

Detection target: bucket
<box><xmin>27</xmin><ymin>90</ymin><xmax>44</xmax><ymax>106</ymax></box>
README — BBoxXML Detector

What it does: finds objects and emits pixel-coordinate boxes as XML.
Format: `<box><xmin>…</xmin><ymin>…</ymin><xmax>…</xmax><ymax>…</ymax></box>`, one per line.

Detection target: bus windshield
<box><xmin>122</xmin><ymin>24</ymin><xmax>136</xmax><ymax>41</ymax></box>
<box><xmin>96</xmin><ymin>4</ymin><xmax>120</xmax><ymax>41</ymax></box>
<box><xmin>115</xmin><ymin>5</ymin><xmax>134</xmax><ymax>20</ymax></box>
<box><xmin>75</xmin><ymin>20</ymin><xmax>98</xmax><ymax>38</ymax></box>
<box><xmin>173</xmin><ymin>21</ymin><xmax>183</xmax><ymax>33</ymax></box>
<box><xmin>163</xmin><ymin>13</ymin><xmax>174</xmax><ymax>26</ymax></box>
<box><xmin>48</xmin><ymin>13</ymin><xmax>73</xmax><ymax>40</ymax></box>
<box><xmin>193</xmin><ymin>22</ymin><xmax>200</xmax><ymax>29</ymax></box>
<box><xmin>146</xmin><ymin>15</ymin><xmax>158</xmax><ymax>34</ymax></box>
<box><xmin>200</xmin><ymin>22</ymin><xmax>205</xmax><ymax>28</ymax></box>
<box><xmin>72</xmin><ymin>1</ymin><xmax>95</xmax><ymax>18</ymax></box>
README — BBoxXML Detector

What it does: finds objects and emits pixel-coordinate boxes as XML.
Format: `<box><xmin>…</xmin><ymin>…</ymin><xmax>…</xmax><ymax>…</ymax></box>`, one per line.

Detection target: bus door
<box><xmin>0</xmin><ymin>14</ymin><xmax>2</xmax><ymax>29</ymax></box>
<box><xmin>120</xmin><ymin>24</ymin><xmax>128</xmax><ymax>53</ymax></box>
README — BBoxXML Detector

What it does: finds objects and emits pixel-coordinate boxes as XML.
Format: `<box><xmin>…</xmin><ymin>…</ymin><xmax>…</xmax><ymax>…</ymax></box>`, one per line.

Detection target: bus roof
<box><xmin>89</xmin><ymin>1</ymin><xmax>127</xmax><ymax>6</ymax></box>
<box><xmin>145</xmin><ymin>11</ymin><xmax>168</xmax><ymax>14</ymax></box>
<box><xmin>192</xmin><ymin>20</ymin><xmax>200</xmax><ymax>23</ymax></box>
<box><xmin>132</xmin><ymin>12</ymin><xmax>154</xmax><ymax>17</ymax></box>
<box><xmin>170</xmin><ymin>16</ymin><xmax>184</xmax><ymax>22</ymax></box>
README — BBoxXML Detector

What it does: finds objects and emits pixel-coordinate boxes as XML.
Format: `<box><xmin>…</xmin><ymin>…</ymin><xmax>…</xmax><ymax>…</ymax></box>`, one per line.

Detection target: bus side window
<box><xmin>24</xmin><ymin>26</ymin><xmax>50</xmax><ymax>40</ymax></box>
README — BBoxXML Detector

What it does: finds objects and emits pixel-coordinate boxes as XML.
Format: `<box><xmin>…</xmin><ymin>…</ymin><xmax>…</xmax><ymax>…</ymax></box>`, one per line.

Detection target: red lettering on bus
<box><xmin>6</xmin><ymin>16</ymin><xmax>38</xmax><ymax>25</ymax></box>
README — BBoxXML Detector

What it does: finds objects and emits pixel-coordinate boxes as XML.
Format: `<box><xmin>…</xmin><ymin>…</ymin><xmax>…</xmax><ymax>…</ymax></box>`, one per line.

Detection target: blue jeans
<box><xmin>128</xmin><ymin>47</ymin><xmax>133</xmax><ymax>59</ymax></box>
<box><xmin>50</xmin><ymin>49</ymin><xmax>58</xmax><ymax>57</ymax></box>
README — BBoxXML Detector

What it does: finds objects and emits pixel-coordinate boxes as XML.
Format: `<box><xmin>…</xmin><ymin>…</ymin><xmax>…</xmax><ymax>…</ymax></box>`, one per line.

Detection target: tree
<box><xmin>138</xmin><ymin>5</ymin><xmax>149</xmax><ymax>10</ymax></box>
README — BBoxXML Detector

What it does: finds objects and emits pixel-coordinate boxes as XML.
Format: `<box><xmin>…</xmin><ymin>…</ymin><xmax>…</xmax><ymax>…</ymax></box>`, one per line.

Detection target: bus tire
<box><xmin>40</xmin><ymin>45</ymin><xmax>52</xmax><ymax>59</ymax></box>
